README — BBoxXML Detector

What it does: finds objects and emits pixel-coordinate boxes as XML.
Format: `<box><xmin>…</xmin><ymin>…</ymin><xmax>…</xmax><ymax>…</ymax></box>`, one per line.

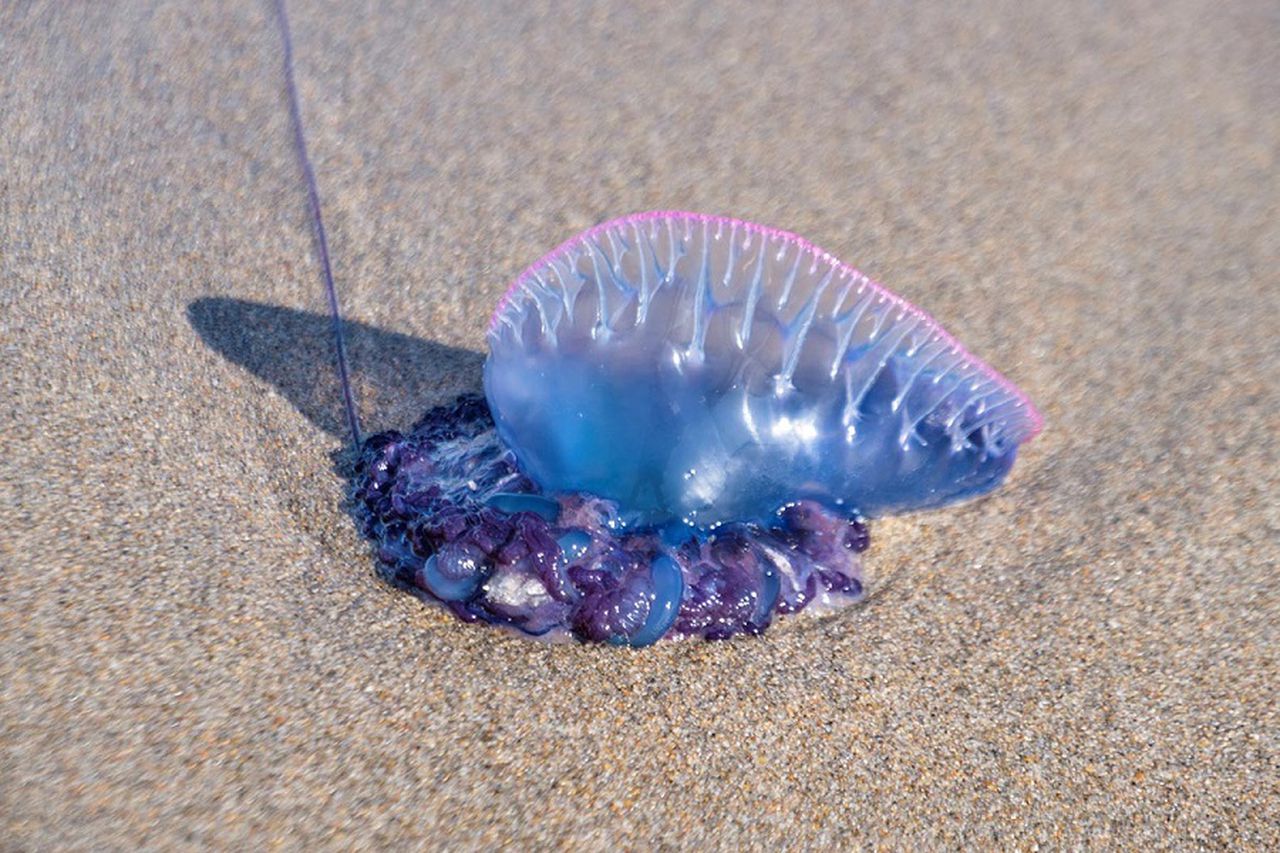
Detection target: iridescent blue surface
<box><xmin>486</xmin><ymin>212</ymin><xmax>1041</xmax><ymax>528</ymax></box>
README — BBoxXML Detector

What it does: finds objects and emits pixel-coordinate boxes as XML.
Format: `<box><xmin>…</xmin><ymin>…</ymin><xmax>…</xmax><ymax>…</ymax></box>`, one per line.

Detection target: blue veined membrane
<box><xmin>351</xmin><ymin>213</ymin><xmax>1041</xmax><ymax>646</ymax></box>
<box><xmin>485</xmin><ymin>212</ymin><xmax>1042</xmax><ymax>528</ymax></box>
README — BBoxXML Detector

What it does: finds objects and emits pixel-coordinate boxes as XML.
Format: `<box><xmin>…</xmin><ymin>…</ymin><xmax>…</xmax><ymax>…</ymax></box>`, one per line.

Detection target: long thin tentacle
<box><xmin>274</xmin><ymin>0</ymin><xmax>362</xmax><ymax>448</ymax></box>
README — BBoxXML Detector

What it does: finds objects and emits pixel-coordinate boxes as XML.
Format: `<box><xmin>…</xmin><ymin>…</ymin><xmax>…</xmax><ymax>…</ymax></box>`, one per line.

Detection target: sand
<box><xmin>2</xmin><ymin>0</ymin><xmax>1276</xmax><ymax>847</ymax></box>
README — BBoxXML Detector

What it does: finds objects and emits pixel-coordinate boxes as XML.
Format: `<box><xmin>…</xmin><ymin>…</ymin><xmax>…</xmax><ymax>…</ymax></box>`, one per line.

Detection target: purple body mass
<box><xmin>353</xmin><ymin>212</ymin><xmax>1041</xmax><ymax>645</ymax></box>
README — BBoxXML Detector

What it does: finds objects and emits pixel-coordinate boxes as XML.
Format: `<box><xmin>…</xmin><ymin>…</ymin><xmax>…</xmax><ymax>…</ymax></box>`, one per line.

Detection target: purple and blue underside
<box><xmin>352</xmin><ymin>396</ymin><xmax>867</xmax><ymax>645</ymax></box>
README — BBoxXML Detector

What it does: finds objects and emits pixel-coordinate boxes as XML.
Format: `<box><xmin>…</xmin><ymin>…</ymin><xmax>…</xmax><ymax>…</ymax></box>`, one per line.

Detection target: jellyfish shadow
<box><xmin>187</xmin><ymin>297</ymin><xmax>484</xmax><ymax>441</ymax></box>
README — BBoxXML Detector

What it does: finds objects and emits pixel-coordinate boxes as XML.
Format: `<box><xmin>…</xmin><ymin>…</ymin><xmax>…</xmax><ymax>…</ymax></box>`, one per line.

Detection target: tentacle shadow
<box><xmin>187</xmin><ymin>297</ymin><xmax>483</xmax><ymax>439</ymax></box>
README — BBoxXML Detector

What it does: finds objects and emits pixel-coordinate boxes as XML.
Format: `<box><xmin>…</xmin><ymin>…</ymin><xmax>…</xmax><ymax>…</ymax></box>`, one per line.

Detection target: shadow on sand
<box><xmin>187</xmin><ymin>297</ymin><xmax>484</xmax><ymax>441</ymax></box>
<box><xmin>188</xmin><ymin>296</ymin><xmax>484</xmax><ymax>608</ymax></box>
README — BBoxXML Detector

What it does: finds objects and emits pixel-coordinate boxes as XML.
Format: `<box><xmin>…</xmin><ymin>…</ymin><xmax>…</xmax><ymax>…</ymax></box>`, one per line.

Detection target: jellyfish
<box><xmin>350</xmin><ymin>213</ymin><xmax>1042</xmax><ymax>645</ymax></box>
<box><xmin>271</xmin><ymin>0</ymin><xmax>1041</xmax><ymax>646</ymax></box>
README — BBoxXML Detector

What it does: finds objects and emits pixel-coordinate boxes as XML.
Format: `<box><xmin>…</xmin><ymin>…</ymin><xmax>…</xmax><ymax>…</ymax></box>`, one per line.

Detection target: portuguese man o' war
<box><xmin>271</xmin><ymin>2</ymin><xmax>1041</xmax><ymax>646</ymax></box>
<box><xmin>350</xmin><ymin>212</ymin><xmax>1042</xmax><ymax>645</ymax></box>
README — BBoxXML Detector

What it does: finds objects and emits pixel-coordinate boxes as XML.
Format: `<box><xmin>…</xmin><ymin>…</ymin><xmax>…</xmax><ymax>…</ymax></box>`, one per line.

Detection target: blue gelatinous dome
<box><xmin>485</xmin><ymin>212</ymin><xmax>1041</xmax><ymax>529</ymax></box>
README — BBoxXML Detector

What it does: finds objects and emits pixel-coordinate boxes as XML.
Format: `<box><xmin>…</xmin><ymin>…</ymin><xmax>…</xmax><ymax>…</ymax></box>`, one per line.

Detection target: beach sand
<box><xmin>2</xmin><ymin>0</ymin><xmax>1276</xmax><ymax>846</ymax></box>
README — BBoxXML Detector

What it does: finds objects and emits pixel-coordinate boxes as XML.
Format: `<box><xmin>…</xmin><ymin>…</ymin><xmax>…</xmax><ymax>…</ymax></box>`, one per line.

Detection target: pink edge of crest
<box><xmin>489</xmin><ymin>210</ymin><xmax>1043</xmax><ymax>442</ymax></box>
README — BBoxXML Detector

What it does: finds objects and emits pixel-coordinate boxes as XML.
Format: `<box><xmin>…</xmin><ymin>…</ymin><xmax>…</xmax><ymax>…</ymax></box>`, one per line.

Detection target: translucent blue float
<box><xmin>486</xmin><ymin>211</ymin><xmax>1041</xmax><ymax>528</ymax></box>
